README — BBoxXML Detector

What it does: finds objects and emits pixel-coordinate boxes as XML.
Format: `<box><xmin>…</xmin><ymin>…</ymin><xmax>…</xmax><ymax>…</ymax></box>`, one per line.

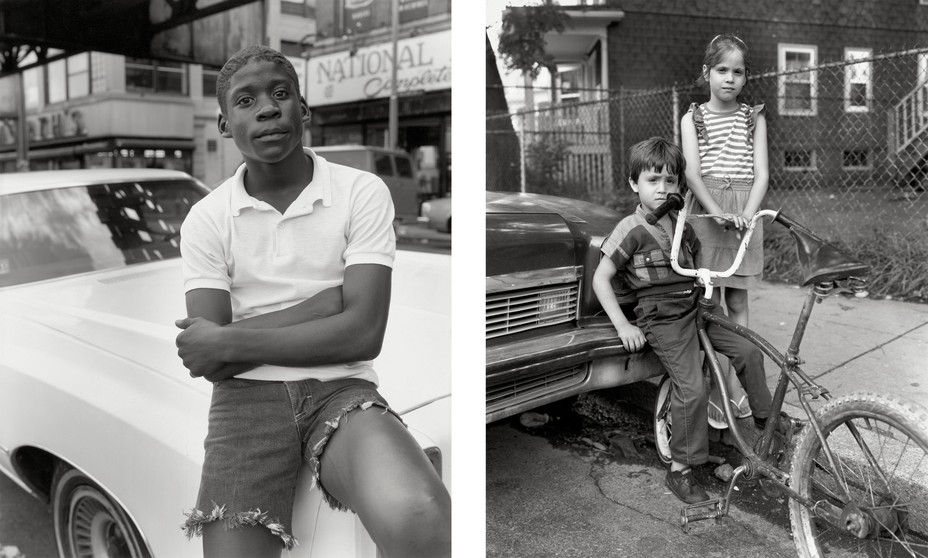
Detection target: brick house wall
<box><xmin>601</xmin><ymin>0</ymin><xmax>928</xmax><ymax>190</ymax></box>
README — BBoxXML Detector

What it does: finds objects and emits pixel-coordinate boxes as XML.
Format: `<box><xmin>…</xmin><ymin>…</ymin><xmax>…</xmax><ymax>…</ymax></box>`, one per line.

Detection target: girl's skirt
<box><xmin>689</xmin><ymin>175</ymin><xmax>763</xmax><ymax>290</ymax></box>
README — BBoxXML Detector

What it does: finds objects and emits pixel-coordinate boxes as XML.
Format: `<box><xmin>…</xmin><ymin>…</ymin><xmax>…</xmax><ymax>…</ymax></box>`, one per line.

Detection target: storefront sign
<box><xmin>344</xmin><ymin>0</ymin><xmax>378</xmax><ymax>35</ymax></box>
<box><xmin>306</xmin><ymin>30</ymin><xmax>450</xmax><ymax>107</ymax></box>
<box><xmin>336</xmin><ymin>0</ymin><xmax>447</xmax><ymax>37</ymax></box>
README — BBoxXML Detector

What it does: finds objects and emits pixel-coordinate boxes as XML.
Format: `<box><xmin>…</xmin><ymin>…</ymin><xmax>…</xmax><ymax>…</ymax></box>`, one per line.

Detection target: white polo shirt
<box><xmin>180</xmin><ymin>147</ymin><xmax>396</xmax><ymax>383</ymax></box>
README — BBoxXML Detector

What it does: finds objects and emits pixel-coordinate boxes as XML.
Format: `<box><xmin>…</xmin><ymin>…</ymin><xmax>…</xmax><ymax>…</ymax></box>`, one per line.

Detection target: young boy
<box><xmin>175</xmin><ymin>45</ymin><xmax>450</xmax><ymax>557</ymax></box>
<box><xmin>592</xmin><ymin>137</ymin><xmax>773</xmax><ymax>504</ymax></box>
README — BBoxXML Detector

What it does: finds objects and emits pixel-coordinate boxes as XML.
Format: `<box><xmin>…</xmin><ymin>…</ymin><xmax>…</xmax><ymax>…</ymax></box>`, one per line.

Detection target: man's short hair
<box><xmin>216</xmin><ymin>45</ymin><xmax>301</xmax><ymax>114</ymax></box>
<box><xmin>627</xmin><ymin>137</ymin><xmax>687</xmax><ymax>188</ymax></box>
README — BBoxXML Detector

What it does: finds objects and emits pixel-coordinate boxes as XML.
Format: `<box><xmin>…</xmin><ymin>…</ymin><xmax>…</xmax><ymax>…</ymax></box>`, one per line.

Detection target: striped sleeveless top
<box><xmin>689</xmin><ymin>102</ymin><xmax>762</xmax><ymax>181</ymax></box>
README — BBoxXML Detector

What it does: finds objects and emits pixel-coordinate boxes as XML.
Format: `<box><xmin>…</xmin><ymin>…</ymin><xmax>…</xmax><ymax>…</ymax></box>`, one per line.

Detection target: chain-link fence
<box><xmin>488</xmin><ymin>47</ymin><xmax>928</xmax><ymax>243</ymax></box>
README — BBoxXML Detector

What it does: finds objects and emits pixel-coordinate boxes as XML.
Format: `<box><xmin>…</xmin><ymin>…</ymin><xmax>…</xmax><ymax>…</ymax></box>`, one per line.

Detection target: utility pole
<box><xmin>388</xmin><ymin>0</ymin><xmax>399</xmax><ymax>150</ymax></box>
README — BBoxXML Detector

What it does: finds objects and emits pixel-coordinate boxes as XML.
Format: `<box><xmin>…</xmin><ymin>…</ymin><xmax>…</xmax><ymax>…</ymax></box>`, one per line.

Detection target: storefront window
<box><xmin>324</xmin><ymin>126</ymin><xmax>364</xmax><ymax>146</ymax></box>
<box><xmin>86</xmin><ymin>149</ymin><xmax>192</xmax><ymax>173</ymax></box>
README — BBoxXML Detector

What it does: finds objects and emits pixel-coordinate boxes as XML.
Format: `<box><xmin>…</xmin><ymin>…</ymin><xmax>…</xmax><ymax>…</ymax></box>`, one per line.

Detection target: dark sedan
<box><xmin>485</xmin><ymin>191</ymin><xmax>664</xmax><ymax>423</ymax></box>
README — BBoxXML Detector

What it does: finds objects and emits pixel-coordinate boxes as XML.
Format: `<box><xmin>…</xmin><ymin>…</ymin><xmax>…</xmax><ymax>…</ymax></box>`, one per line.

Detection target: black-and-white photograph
<box><xmin>486</xmin><ymin>1</ymin><xmax>928</xmax><ymax>557</ymax></box>
<box><xmin>0</xmin><ymin>1</ymin><xmax>451</xmax><ymax>557</ymax></box>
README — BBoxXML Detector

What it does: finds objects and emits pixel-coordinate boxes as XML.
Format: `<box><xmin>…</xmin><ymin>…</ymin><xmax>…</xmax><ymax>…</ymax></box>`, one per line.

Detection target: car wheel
<box><xmin>52</xmin><ymin>463</ymin><xmax>151</xmax><ymax>558</ymax></box>
<box><xmin>445</xmin><ymin>217</ymin><xmax>451</xmax><ymax>234</ymax></box>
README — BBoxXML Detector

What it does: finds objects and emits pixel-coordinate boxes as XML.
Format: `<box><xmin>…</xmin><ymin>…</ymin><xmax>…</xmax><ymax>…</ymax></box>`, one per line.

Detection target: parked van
<box><xmin>312</xmin><ymin>145</ymin><xmax>419</xmax><ymax>221</ymax></box>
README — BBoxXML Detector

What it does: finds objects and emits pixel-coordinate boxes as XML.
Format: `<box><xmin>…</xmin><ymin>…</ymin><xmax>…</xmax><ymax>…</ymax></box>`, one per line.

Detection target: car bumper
<box><xmin>486</xmin><ymin>327</ymin><xmax>664</xmax><ymax>423</ymax></box>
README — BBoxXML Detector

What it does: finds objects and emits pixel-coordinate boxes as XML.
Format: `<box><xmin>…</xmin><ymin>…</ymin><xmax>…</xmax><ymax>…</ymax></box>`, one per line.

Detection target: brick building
<box><xmin>530</xmin><ymin>0</ymin><xmax>928</xmax><ymax>196</ymax></box>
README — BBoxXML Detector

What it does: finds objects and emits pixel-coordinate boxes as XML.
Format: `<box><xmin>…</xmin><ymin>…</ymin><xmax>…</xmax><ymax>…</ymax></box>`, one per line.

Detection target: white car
<box><xmin>0</xmin><ymin>169</ymin><xmax>451</xmax><ymax>558</ymax></box>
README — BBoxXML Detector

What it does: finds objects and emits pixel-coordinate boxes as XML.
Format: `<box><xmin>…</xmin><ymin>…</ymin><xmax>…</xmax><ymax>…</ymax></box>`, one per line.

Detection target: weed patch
<box><xmin>764</xmin><ymin>225</ymin><xmax>928</xmax><ymax>304</ymax></box>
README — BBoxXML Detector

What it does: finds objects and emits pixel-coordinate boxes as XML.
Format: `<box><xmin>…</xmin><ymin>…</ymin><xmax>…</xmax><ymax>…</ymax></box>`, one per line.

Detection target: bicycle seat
<box><xmin>789</xmin><ymin>226</ymin><xmax>870</xmax><ymax>286</ymax></box>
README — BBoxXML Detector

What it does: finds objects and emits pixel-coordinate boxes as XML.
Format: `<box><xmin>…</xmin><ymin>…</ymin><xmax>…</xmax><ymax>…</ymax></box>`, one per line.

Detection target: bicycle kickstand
<box><xmin>680</xmin><ymin>464</ymin><xmax>748</xmax><ymax>532</ymax></box>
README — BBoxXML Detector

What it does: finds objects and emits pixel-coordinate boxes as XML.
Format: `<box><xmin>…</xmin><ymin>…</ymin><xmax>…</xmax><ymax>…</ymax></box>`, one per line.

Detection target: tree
<box><xmin>497</xmin><ymin>0</ymin><xmax>570</xmax><ymax>80</ymax></box>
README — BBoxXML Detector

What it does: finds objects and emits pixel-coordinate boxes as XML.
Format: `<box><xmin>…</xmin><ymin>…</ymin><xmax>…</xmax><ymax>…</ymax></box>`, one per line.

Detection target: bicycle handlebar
<box><xmin>645</xmin><ymin>193</ymin><xmax>684</xmax><ymax>225</ymax></box>
<box><xmin>669</xmin><ymin>192</ymin><xmax>779</xmax><ymax>299</ymax></box>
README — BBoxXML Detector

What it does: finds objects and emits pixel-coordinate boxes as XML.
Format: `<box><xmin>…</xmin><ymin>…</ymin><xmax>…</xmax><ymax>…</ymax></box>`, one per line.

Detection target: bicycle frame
<box><xmin>669</xmin><ymin>193</ymin><xmax>863</xmax><ymax>526</ymax></box>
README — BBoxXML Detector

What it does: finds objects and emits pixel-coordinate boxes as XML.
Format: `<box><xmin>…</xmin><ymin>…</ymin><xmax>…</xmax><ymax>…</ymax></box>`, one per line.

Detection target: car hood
<box><xmin>486</xmin><ymin>191</ymin><xmax>621</xmax><ymax>277</ymax></box>
<box><xmin>0</xmin><ymin>250</ymin><xmax>450</xmax><ymax>414</ymax></box>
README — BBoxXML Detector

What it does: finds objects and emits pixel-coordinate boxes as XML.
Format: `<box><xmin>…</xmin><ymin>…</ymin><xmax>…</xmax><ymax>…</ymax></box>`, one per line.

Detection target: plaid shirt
<box><xmin>600</xmin><ymin>204</ymin><xmax>699</xmax><ymax>300</ymax></box>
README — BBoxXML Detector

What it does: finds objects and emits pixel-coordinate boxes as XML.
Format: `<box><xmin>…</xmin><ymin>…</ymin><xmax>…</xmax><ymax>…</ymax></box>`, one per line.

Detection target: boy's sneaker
<box><xmin>666</xmin><ymin>468</ymin><xmax>709</xmax><ymax>504</ymax></box>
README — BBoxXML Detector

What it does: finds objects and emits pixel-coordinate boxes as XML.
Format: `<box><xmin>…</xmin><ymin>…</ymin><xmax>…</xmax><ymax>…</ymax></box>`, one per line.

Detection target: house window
<box><xmin>844</xmin><ymin>48</ymin><xmax>872</xmax><ymax>112</ymax></box>
<box><xmin>784</xmin><ymin>149</ymin><xmax>816</xmax><ymax>170</ymax></box>
<box><xmin>842</xmin><ymin>149</ymin><xmax>870</xmax><ymax>169</ymax></box>
<box><xmin>558</xmin><ymin>65</ymin><xmax>582</xmax><ymax>103</ymax></box>
<box><xmin>778</xmin><ymin>44</ymin><xmax>817</xmax><ymax>116</ymax></box>
<box><xmin>126</xmin><ymin>58</ymin><xmax>187</xmax><ymax>94</ymax></box>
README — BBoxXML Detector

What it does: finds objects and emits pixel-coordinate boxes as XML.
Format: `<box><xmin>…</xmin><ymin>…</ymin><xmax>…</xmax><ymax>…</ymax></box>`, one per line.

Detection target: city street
<box><xmin>0</xmin><ymin>474</ymin><xmax>54</xmax><ymax>558</ymax></box>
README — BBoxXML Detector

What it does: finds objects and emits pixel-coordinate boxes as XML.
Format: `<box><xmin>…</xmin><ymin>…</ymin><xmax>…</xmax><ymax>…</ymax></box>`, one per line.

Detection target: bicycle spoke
<box><xmin>801</xmin><ymin>411</ymin><xmax>928</xmax><ymax>558</ymax></box>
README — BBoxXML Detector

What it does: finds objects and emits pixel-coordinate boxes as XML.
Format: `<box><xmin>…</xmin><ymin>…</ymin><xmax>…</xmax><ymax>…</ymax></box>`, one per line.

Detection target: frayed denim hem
<box><xmin>181</xmin><ymin>502</ymin><xmax>298</xmax><ymax>550</ymax></box>
<box><xmin>308</xmin><ymin>399</ymin><xmax>405</xmax><ymax>512</ymax></box>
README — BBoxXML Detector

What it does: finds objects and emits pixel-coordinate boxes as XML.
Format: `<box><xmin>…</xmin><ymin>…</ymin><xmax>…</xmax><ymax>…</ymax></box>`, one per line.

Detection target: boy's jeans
<box><xmin>635</xmin><ymin>290</ymin><xmax>770</xmax><ymax>466</ymax></box>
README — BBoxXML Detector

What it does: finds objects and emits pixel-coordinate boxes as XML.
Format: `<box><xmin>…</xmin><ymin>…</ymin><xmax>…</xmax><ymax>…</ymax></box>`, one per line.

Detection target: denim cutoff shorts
<box><xmin>180</xmin><ymin>376</ymin><xmax>401</xmax><ymax>549</ymax></box>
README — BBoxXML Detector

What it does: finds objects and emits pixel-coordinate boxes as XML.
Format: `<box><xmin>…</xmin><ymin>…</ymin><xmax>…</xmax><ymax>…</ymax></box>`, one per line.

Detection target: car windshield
<box><xmin>0</xmin><ymin>179</ymin><xmax>207</xmax><ymax>287</ymax></box>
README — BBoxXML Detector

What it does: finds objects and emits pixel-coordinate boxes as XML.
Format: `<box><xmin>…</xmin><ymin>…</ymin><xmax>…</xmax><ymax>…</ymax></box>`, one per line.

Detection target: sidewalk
<box><xmin>748</xmin><ymin>280</ymin><xmax>928</xmax><ymax>412</ymax></box>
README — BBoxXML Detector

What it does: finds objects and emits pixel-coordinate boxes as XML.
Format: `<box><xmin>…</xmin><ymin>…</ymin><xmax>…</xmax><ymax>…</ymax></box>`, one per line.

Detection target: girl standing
<box><xmin>681</xmin><ymin>34</ymin><xmax>769</xmax><ymax>328</ymax></box>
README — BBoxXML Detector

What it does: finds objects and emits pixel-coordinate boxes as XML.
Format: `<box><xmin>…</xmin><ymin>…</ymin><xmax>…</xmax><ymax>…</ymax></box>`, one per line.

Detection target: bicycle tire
<box><xmin>653</xmin><ymin>374</ymin><xmax>673</xmax><ymax>464</ymax></box>
<box><xmin>788</xmin><ymin>392</ymin><xmax>928</xmax><ymax>558</ymax></box>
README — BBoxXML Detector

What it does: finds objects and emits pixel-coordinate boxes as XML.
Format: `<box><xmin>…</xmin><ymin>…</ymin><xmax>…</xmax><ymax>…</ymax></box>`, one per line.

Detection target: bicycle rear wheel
<box><xmin>789</xmin><ymin>392</ymin><xmax>928</xmax><ymax>557</ymax></box>
<box><xmin>653</xmin><ymin>374</ymin><xmax>673</xmax><ymax>464</ymax></box>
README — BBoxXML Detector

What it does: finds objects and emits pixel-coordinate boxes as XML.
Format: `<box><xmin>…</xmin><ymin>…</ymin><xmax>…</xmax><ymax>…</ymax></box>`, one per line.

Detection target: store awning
<box><xmin>0</xmin><ymin>137</ymin><xmax>196</xmax><ymax>161</ymax></box>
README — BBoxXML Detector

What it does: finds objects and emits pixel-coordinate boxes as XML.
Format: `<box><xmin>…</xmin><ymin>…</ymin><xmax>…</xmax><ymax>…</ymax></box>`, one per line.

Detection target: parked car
<box><xmin>485</xmin><ymin>191</ymin><xmax>663</xmax><ymax>423</ymax></box>
<box><xmin>311</xmin><ymin>145</ymin><xmax>420</xmax><ymax>222</ymax></box>
<box><xmin>0</xmin><ymin>169</ymin><xmax>451</xmax><ymax>558</ymax></box>
<box><xmin>419</xmin><ymin>195</ymin><xmax>452</xmax><ymax>233</ymax></box>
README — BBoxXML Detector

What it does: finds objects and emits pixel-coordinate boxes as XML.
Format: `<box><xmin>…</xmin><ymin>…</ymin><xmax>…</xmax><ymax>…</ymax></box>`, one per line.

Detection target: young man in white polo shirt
<box><xmin>175</xmin><ymin>45</ymin><xmax>450</xmax><ymax>558</ymax></box>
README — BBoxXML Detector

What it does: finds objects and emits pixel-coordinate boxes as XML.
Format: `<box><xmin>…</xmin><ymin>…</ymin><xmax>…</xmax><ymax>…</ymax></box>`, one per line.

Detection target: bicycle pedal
<box><xmin>680</xmin><ymin>498</ymin><xmax>725</xmax><ymax>531</ymax></box>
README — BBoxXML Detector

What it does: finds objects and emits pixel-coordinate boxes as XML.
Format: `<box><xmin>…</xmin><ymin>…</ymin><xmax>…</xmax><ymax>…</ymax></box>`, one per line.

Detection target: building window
<box><xmin>23</xmin><ymin>68</ymin><xmax>40</xmax><ymax>109</ymax></box>
<box><xmin>126</xmin><ymin>58</ymin><xmax>188</xmax><ymax>95</ymax></box>
<box><xmin>66</xmin><ymin>54</ymin><xmax>90</xmax><ymax>99</ymax></box>
<box><xmin>844</xmin><ymin>48</ymin><xmax>872</xmax><ymax>113</ymax></box>
<box><xmin>282</xmin><ymin>0</ymin><xmax>314</xmax><ymax>17</ymax></box>
<box><xmin>843</xmin><ymin>149</ymin><xmax>870</xmax><ymax>169</ymax></box>
<box><xmin>784</xmin><ymin>149</ymin><xmax>816</xmax><ymax>170</ymax></box>
<box><xmin>778</xmin><ymin>44</ymin><xmax>817</xmax><ymax>116</ymax></box>
<box><xmin>202</xmin><ymin>68</ymin><xmax>219</xmax><ymax>98</ymax></box>
<box><xmin>46</xmin><ymin>59</ymin><xmax>66</xmax><ymax>104</ymax></box>
<box><xmin>558</xmin><ymin>65</ymin><xmax>582</xmax><ymax>103</ymax></box>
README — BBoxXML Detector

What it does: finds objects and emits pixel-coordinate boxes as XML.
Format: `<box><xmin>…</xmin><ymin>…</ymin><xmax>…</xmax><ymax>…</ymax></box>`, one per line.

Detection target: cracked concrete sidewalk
<box><xmin>747</xmin><ymin>280</ymin><xmax>928</xmax><ymax>413</ymax></box>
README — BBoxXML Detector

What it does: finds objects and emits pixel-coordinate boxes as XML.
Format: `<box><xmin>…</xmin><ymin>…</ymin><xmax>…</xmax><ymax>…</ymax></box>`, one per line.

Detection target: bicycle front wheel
<box><xmin>789</xmin><ymin>392</ymin><xmax>928</xmax><ymax>557</ymax></box>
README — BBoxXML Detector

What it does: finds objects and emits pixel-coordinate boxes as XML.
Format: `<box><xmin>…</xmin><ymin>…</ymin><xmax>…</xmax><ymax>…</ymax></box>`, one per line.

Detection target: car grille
<box><xmin>485</xmin><ymin>282</ymin><xmax>579</xmax><ymax>339</ymax></box>
<box><xmin>486</xmin><ymin>366</ymin><xmax>588</xmax><ymax>412</ymax></box>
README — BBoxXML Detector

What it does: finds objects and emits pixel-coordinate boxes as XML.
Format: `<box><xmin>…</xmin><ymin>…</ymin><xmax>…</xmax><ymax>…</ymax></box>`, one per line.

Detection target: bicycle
<box><xmin>648</xmin><ymin>192</ymin><xmax>928</xmax><ymax>557</ymax></box>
